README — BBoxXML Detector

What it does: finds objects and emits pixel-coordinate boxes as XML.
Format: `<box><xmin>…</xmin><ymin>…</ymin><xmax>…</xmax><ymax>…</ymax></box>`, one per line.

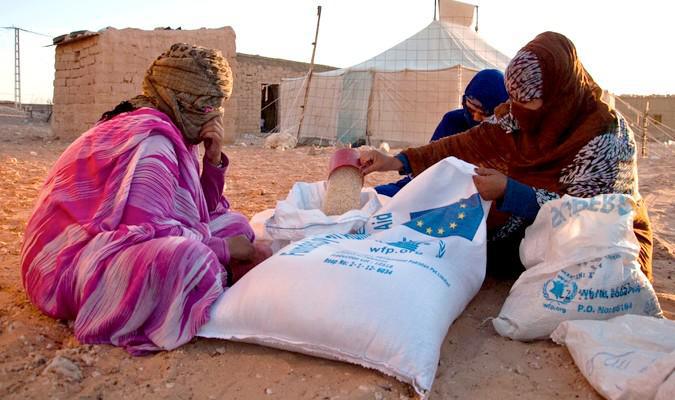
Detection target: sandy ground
<box><xmin>0</xmin><ymin>110</ymin><xmax>673</xmax><ymax>400</ymax></box>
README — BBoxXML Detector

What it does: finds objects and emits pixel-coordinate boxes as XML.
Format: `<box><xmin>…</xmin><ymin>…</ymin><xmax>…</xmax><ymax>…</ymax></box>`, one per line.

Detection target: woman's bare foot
<box><xmin>227</xmin><ymin>241</ymin><xmax>273</xmax><ymax>285</ymax></box>
<box><xmin>226</xmin><ymin>235</ymin><xmax>255</xmax><ymax>261</ymax></box>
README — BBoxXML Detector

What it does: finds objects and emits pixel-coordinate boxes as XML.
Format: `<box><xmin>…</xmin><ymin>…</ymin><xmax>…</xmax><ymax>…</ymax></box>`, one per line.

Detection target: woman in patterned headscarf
<box><xmin>21</xmin><ymin>43</ymin><xmax>270</xmax><ymax>355</ymax></box>
<box><xmin>359</xmin><ymin>32</ymin><xmax>653</xmax><ymax>280</ymax></box>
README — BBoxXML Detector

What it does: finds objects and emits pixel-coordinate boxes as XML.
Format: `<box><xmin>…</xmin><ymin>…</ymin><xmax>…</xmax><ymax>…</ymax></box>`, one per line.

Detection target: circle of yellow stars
<box><xmin>415</xmin><ymin>205</ymin><xmax>467</xmax><ymax>235</ymax></box>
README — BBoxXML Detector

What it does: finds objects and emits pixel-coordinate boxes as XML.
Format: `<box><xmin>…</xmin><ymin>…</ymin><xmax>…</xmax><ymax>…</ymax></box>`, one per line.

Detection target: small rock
<box><xmin>43</xmin><ymin>356</ymin><xmax>82</xmax><ymax>382</ymax></box>
<box><xmin>7</xmin><ymin>321</ymin><xmax>23</xmax><ymax>332</ymax></box>
<box><xmin>255</xmin><ymin>373</ymin><xmax>262</xmax><ymax>379</ymax></box>
<box><xmin>92</xmin><ymin>370</ymin><xmax>102</xmax><ymax>378</ymax></box>
<box><xmin>30</xmin><ymin>151</ymin><xmax>38</xmax><ymax>156</ymax></box>
<box><xmin>379</xmin><ymin>383</ymin><xmax>393</xmax><ymax>392</ymax></box>
<box><xmin>358</xmin><ymin>385</ymin><xmax>372</xmax><ymax>392</ymax></box>
<box><xmin>165</xmin><ymin>382</ymin><xmax>175</xmax><ymax>389</ymax></box>
<box><xmin>264</xmin><ymin>388</ymin><xmax>273</xmax><ymax>395</ymax></box>
<box><xmin>515</xmin><ymin>365</ymin><xmax>525</xmax><ymax>375</ymax></box>
<box><xmin>374</xmin><ymin>392</ymin><xmax>384</xmax><ymax>400</ymax></box>
<box><xmin>81</xmin><ymin>354</ymin><xmax>95</xmax><ymax>366</ymax></box>
<box><xmin>529</xmin><ymin>361</ymin><xmax>542</xmax><ymax>370</ymax></box>
<box><xmin>215</xmin><ymin>347</ymin><xmax>226</xmax><ymax>355</ymax></box>
<box><xmin>308</xmin><ymin>146</ymin><xmax>323</xmax><ymax>156</ymax></box>
<box><xmin>30</xmin><ymin>352</ymin><xmax>47</xmax><ymax>366</ymax></box>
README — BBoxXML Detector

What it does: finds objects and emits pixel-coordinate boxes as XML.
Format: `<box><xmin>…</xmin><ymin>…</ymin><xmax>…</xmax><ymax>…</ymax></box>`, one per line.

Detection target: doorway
<box><xmin>261</xmin><ymin>83</ymin><xmax>279</xmax><ymax>133</ymax></box>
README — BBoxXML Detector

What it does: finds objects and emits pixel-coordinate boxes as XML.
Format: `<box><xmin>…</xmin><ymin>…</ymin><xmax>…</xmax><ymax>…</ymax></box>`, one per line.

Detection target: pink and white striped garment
<box><xmin>21</xmin><ymin>108</ymin><xmax>253</xmax><ymax>355</ymax></box>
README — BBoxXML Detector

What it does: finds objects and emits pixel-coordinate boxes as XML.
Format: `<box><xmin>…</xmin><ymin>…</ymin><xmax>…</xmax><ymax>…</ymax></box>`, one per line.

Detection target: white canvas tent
<box><xmin>280</xmin><ymin>0</ymin><xmax>510</xmax><ymax>146</ymax></box>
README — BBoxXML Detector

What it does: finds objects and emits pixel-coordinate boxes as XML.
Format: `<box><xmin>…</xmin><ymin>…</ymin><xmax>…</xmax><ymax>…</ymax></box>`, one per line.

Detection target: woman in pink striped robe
<box><xmin>20</xmin><ymin>43</ymin><xmax>269</xmax><ymax>355</ymax></box>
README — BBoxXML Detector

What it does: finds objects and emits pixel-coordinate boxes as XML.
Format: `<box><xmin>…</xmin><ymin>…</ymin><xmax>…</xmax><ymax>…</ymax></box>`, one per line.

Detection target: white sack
<box><xmin>493</xmin><ymin>194</ymin><xmax>662</xmax><ymax>341</ymax></box>
<box><xmin>259</xmin><ymin>181</ymin><xmax>384</xmax><ymax>244</ymax></box>
<box><xmin>199</xmin><ymin>157</ymin><xmax>489</xmax><ymax>396</ymax></box>
<box><xmin>551</xmin><ymin>315</ymin><xmax>675</xmax><ymax>400</ymax></box>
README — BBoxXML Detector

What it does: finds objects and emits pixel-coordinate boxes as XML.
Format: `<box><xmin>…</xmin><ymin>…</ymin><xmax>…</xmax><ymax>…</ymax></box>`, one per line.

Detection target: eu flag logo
<box><xmin>403</xmin><ymin>193</ymin><xmax>483</xmax><ymax>241</ymax></box>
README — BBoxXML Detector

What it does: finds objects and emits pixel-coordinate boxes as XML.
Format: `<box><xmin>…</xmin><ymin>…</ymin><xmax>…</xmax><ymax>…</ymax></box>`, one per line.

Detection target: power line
<box><xmin>1</xmin><ymin>26</ymin><xmax>53</xmax><ymax>108</ymax></box>
<box><xmin>1</xmin><ymin>26</ymin><xmax>51</xmax><ymax>38</ymax></box>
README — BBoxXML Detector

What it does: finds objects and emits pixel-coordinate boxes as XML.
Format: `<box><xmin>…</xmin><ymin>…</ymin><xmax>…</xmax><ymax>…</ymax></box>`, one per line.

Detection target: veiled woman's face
<box><xmin>464</xmin><ymin>99</ymin><xmax>487</xmax><ymax>122</ymax></box>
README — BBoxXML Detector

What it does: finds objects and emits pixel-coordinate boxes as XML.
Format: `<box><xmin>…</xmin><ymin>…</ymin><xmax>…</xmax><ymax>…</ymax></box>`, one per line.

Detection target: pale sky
<box><xmin>1</xmin><ymin>0</ymin><xmax>674</xmax><ymax>103</ymax></box>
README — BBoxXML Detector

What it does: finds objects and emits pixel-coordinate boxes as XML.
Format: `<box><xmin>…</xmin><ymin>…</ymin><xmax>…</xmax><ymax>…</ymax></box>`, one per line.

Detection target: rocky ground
<box><xmin>0</xmin><ymin>107</ymin><xmax>672</xmax><ymax>399</ymax></box>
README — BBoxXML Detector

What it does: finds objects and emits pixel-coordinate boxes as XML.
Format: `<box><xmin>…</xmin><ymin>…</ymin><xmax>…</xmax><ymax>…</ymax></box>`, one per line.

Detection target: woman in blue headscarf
<box><xmin>375</xmin><ymin>69</ymin><xmax>508</xmax><ymax>197</ymax></box>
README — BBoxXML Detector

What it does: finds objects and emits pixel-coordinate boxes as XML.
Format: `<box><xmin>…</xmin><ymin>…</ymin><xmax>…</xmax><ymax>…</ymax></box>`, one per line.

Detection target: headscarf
<box><xmin>504</xmin><ymin>50</ymin><xmax>543</xmax><ymax>103</ymax></box>
<box><xmin>461</xmin><ymin>69</ymin><xmax>509</xmax><ymax>125</ymax></box>
<box><xmin>404</xmin><ymin>31</ymin><xmax>615</xmax><ymax>193</ymax></box>
<box><xmin>127</xmin><ymin>43</ymin><xmax>233</xmax><ymax>144</ymax></box>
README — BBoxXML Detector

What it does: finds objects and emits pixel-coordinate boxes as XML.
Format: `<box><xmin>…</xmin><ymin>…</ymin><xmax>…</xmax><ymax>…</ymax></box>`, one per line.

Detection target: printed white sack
<box><xmin>254</xmin><ymin>181</ymin><xmax>385</xmax><ymax>245</ymax></box>
<box><xmin>199</xmin><ymin>157</ymin><xmax>489</xmax><ymax>396</ymax></box>
<box><xmin>493</xmin><ymin>194</ymin><xmax>663</xmax><ymax>341</ymax></box>
<box><xmin>551</xmin><ymin>315</ymin><xmax>675</xmax><ymax>400</ymax></box>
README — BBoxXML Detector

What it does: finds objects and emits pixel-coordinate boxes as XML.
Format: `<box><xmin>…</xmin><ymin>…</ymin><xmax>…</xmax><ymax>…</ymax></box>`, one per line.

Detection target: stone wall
<box><xmin>52</xmin><ymin>35</ymin><xmax>100</xmax><ymax>138</ymax></box>
<box><xmin>52</xmin><ymin>27</ymin><xmax>237</xmax><ymax>141</ymax></box>
<box><xmin>233</xmin><ymin>53</ymin><xmax>336</xmax><ymax>134</ymax></box>
<box><xmin>617</xmin><ymin>95</ymin><xmax>675</xmax><ymax>142</ymax></box>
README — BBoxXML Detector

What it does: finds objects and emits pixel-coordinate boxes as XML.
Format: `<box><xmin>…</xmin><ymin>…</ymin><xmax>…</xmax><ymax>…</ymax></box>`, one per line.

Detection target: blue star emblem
<box><xmin>403</xmin><ymin>193</ymin><xmax>483</xmax><ymax>241</ymax></box>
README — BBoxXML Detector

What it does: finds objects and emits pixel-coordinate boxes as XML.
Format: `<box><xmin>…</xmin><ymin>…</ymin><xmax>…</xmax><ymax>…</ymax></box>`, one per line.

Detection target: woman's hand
<box><xmin>473</xmin><ymin>167</ymin><xmax>508</xmax><ymax>200</ymax></box>
<box><xmin>200</xmin><ymin>113</ymin><xmax>226</xmax><ymax>166</ymax></box>
<box><xmin>359</xmin><ymin>149</ymin><xmax>403</xmax><ymax>175</ymax></box>
<box><xmin>226</xmin><ymin>235</ymin><xmax>255</xmax><ymax>261</ymax></box>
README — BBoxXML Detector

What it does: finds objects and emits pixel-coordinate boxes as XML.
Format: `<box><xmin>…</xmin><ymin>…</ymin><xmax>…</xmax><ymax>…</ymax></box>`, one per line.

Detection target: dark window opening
<box><xmin>261</xmin><ymin>84</ymin><xmax>279</xmax><ymax>133</ymax></box>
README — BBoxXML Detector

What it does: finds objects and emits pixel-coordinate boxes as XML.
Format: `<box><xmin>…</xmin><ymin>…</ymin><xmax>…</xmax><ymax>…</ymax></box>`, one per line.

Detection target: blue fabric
<box><xmin>430</xmin><ymin>109</ymin><xmax>473</xmax><ymax>141</ymax></box>
<box><xmin>496</xmin><ymin>178</ymin><xmax>539</xmax><ymax>221</ymax></box>
<box><xmin>394</xmin><ymin>153</ymin><xmax>412</xmax><ymax>175</ymax></box>
<box><xmin>374</xmin><ymin>176</ymin><xmax>412</xmax><ymax>197</ymax></box>
<box><xmin>374</xmin><ymin>154</ymin><xmax>412</xmax><ymax>196</ymax></box>
<box><xmin>375</xmin><ymin>69</ymin><xmax>508</xmax><ymax>197</ymax></box>
<box><xmin>462</xmin><ymin>69</ymin><xmax>509</xmax><ymax>117</ymax></box>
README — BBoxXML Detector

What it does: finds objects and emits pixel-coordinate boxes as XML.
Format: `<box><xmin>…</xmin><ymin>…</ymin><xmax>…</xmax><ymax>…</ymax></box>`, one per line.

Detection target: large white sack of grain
<box><xmin>493</xmin><ymin>194</ymin><xmax>662</xmax><ymax>341</ymax></box>
<box><xmin>551</xmin><ymin>315</ymin><xmax>675</xmax><ymax>400</ymax></box>
<box><xmin>199</xmin><ymin>157</ymin><xmax>489</xmax><ymax>396</ymax></box>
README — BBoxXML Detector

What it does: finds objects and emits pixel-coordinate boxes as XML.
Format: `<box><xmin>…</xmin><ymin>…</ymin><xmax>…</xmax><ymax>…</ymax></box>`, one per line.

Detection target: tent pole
<box><xmin>641</xmin><ymin>101</ymin><xmax>650</xmax><ymax>158</ymax></box>
<box><xmin>434</xmin><ymin>0</ymin><xmax>437</xmax><ymax>21</ymax></box>
<box><xmin>297</xmin><ymin>5</ymin><xmax>323</xmax><ymax>140</ymax></box>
